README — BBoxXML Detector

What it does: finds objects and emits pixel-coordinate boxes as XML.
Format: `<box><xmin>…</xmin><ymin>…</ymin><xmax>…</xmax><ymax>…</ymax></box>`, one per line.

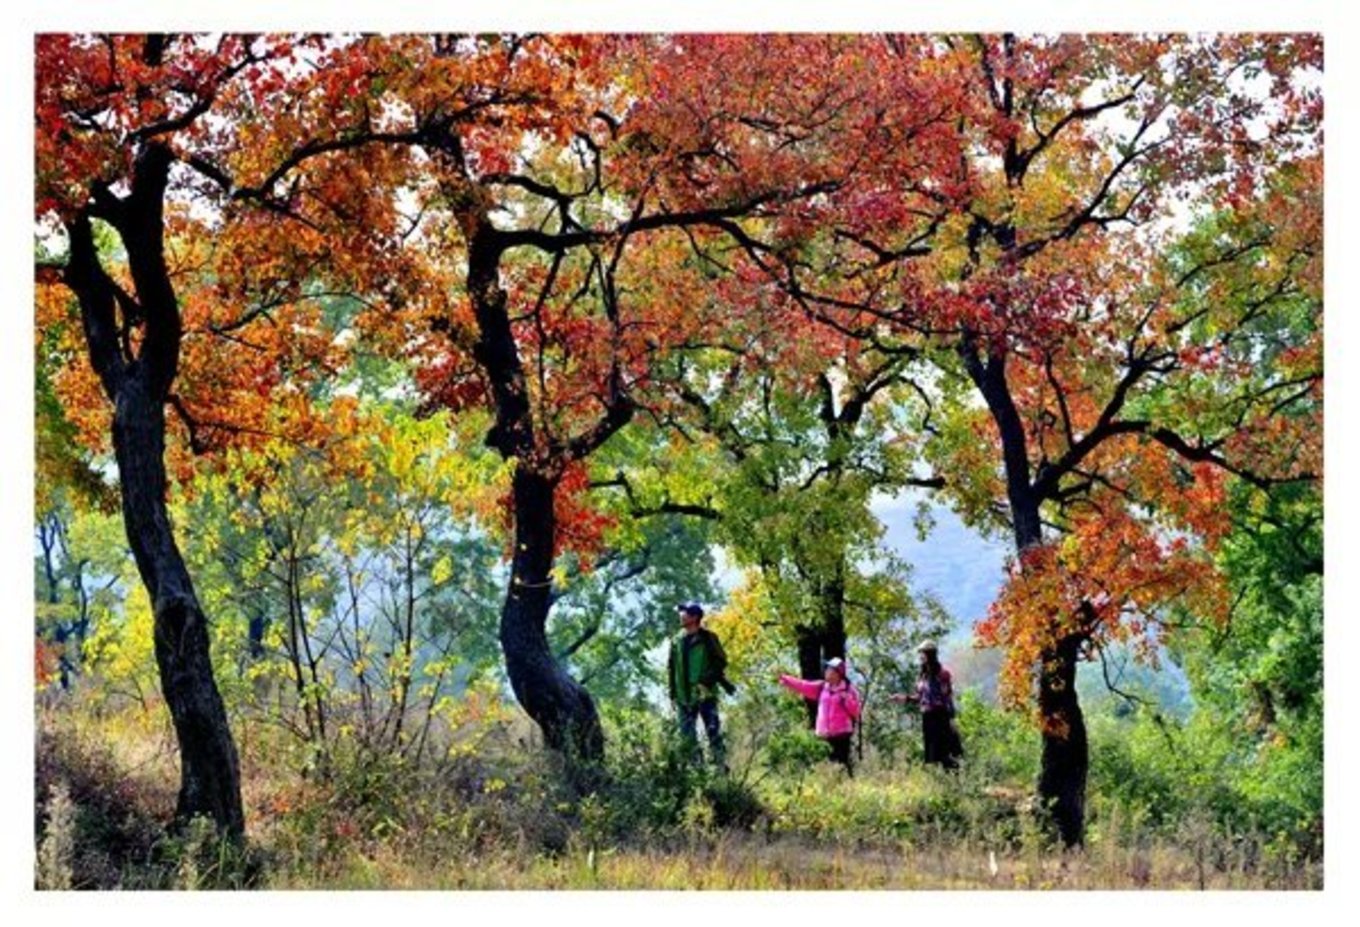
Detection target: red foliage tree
<box><xmin>692</xmin><ymin>33</ymin><xmax>1322</xmax><ymax>843</ymax></box>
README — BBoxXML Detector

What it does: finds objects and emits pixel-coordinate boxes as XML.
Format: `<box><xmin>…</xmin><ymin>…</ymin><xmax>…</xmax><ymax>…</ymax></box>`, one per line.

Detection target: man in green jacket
<box><xmin>667</xmin><ymin>602</ymin><xmax>731</xmax><ymax>768</ymax></box>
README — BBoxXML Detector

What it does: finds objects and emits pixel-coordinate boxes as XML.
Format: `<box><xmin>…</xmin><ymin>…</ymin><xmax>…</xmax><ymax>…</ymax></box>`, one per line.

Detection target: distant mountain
<box><xmin>871</xmin><ymin>488</ymin><xmax>1009</xmax><ymax>642</ymax></box>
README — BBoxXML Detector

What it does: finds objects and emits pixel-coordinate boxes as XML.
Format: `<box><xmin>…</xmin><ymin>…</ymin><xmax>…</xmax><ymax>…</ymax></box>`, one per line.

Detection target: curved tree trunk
<box><xmin>63</xmin><ymin>142</ymin><xmax>244</xmax><ymax>837</ymax></box>
<box><xmin>113</xmin><ymin>378</ymin><xmax>245</xmax><ymax>835</ymax></box>
<box><xmin>964</xmin><ymin>334</ymin><xmax>1088</xmax><ymax>846</ymax></box>
<box><xmin>450</xmin><ymin>183</ymin><xmax>612</xmax><ymax>778</ymax></box>
<box><xmin>500</xmin><ymin>469</ymin><xmax>605</xmax><ymax>776</ymax></box>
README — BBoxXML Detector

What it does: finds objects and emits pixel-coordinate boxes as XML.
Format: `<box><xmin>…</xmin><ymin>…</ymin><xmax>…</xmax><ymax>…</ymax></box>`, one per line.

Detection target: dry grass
<box><xmin>261</xmin><ymin>832</ymin><xmax>1314</xmax><ymax>890</ymax></box>
<box><xmin>34</xmin><ymin>702</ymin><xmax>1321</xmax><ymax>891</ymax></box>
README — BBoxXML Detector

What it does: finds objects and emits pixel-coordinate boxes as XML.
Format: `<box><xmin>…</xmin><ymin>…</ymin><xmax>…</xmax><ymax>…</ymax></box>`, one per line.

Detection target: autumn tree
<box><xmin>200</xmin><ymin>34</ymin><xmax>903</xmax><ymax>769</ymax></box>
<box><xmin>34</xmin><ymin>33</ymin><xmax>291</xmax><ymax>834</ymax></box>
<box><xmin>722</xmin><ymin>33</ymin><xmax>1321</xmax><ymax>844</ymax></box>
<box><xmin>574</xmin><ymin>34</ymin><xmax>969</xmax><ymax>730</ymax></box>
<box><xmin>34</xmin><ymin>26</ymin><xmax>449</xmax><ymax>833</ymax></box>
<box><xmin>947</xmin><ymin>37</ymin><xmax>1319</xmax><ymax>846</ymax></box>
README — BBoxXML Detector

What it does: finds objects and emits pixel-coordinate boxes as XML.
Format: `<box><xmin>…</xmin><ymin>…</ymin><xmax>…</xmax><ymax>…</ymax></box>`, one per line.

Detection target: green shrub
<box><xmin>1085</xmin><ymin>702</ymin><xmax>1321</xmax><ymax>863</ymax></box>
<box><xmin>953</xmin><ymin>692</ymin><xmax>1037</xmax><ymax>783</ymax></box>
<box><xmin>596</xmin><ymin>704</ymin><xmax>764</xmax><ymax>839</ymax></box>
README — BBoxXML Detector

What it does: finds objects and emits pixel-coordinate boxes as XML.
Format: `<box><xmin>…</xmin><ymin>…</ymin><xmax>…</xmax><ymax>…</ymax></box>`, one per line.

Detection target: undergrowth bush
<box><xmin>1086</xmin><ymin>706</ymin><xmax>1322</xmax><ymax>865</ymax></box>
<box><xmin>34</xmin><ymin>689</ymin><xmax>1321</xmax><ymax>889</ymax></box>
<box><xmin>35</xmin><ymin>707</ymin><xmax>264</xmax><ymax>889</ymax></box>
<box><xmin>597</xmin><ymin>705</ymin><xmax>765</xmax><ymax>840</ymax></box>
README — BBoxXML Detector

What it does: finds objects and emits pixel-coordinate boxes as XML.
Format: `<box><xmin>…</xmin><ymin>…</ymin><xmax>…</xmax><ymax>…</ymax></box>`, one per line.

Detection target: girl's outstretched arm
<box><xmin>777</xmin><ymin>674</ymin><xmax>823</xmax><ymax>700</ymax></box>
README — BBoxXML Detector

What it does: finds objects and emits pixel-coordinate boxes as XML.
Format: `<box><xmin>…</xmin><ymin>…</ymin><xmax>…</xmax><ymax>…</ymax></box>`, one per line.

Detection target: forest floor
<box><xmin>259</xmin><ymin>833</ymin><xmax>1303</xmax><ymax>890</ymax></box>
<box><xmin>33</xmin><ymin>702</ymin><xmax>1321</xmax><ymax>891</ymax></box>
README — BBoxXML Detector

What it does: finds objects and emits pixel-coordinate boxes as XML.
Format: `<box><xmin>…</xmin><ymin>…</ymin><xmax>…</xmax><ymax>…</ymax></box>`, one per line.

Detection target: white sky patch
<box><xmin>708</xmin><ymin>544</ymin><xmax>745</xmax><ymax>596</ymax></box>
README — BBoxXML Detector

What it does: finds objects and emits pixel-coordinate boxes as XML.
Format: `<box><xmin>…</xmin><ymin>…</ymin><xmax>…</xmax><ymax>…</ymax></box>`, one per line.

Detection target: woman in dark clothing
<box><xmin>889</xmin><ymin>640</ymin><xmax>963</xmax><ymax>769</ymax></box>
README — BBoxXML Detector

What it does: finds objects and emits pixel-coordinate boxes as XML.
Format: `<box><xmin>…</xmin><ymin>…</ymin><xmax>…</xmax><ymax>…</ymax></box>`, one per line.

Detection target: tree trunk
<box><xmin>454</xmin><ymin>198</ymin><xmax>610</xmax><ymax>777</ymax></box>
<box><xmin>792</xmin><ymin>568</ymin><xmax>848</xmax><ymax>730</ymax></box>
<box><xmin>500</xmin><ymin>469</ymin><xmax>605</xmax><ymax>778</ymax></box>
<box><xmin>795</xmin><ymin>624</ymin><xmax>823</xmax><ymax>728</ymax></box>
<box><xmin>1038</xmin><ymin>634</ymin><xmax>1088</xmax><ymax>847</ymax></box>
<box><xmin>247</xmin><ymin>611</ymin><xmax>267</xmax><ymax>660</ymax></box>
<box><xmin>113</xmin><ymin>376</ymin><xmax>244</xmax><ymax>836</ymax></box>
<box><xmin>820</xmin><ymin>561</ymin><xmax>848</xmax><ymax>663</ymax></box>
<box><xmin>63</xmin><ymin>146</ymin><xmax>245</xmax><ymax>837</ymax></box>
<box><xmin>964</xmin><ymin>337</ymin><xmax>1089</xmax><ymax>846</ymax></box>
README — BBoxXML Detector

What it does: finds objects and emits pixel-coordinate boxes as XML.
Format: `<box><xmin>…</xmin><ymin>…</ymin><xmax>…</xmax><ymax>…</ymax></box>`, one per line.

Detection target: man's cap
<box><xmin>677</xmin><ymin>601</ymin><xmax>704</xmax><ymax>618</ymax></box>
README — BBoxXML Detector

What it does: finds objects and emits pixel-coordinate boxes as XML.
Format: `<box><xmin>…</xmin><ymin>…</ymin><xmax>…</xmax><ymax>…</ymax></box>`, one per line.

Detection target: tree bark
<box><xmin>501</xmin><ymin>468</ymin><xmax>605</xmax><ymax>774</ymax></box>
<box><xmin>964</xmin><ymin>336</ymin><xmax>1088</xmax><ymax>846</ymax></box>
<box><xmin>112</xmin><ymin>376</ymin><xmax>245</xmax><ymax>836</ymax></box>
<box><xmin>247</xmin><ymin>611</ymin><xmax>268</xmax><ymax>660</ymax></box>
<box><xmin>1038</xmin><ymin>633</ymin><xmax>1088</xmax><ymax>847</ymax></box>
<box><xmin>793</xmin><ymin>569</ymin><xmax>848</xmax><ymax>730</ymax></box>
<box><xmin>795</xmin><ymin>625</ymin><xmax>824</xmax><ymax>728</ymax></box>
<box><xmin>454</xmin><ymin>195</ymin><xmax>608</xmax><ymax>775</ymax></box>
<box><xmin>63</xmin><ymin>143</ymin><xmax>244</xmax><ymax>837</ymax></box>
<box><xmin>820</xmin><ymin>562</ymin><xmax>848</xmax><ymax>664</ymax></box>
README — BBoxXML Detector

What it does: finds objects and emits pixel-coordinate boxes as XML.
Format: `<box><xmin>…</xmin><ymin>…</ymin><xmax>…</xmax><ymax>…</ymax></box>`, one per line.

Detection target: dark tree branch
<box><xmin>1144</xmin><ymin>426</ymin><xmax>1317</xmax><ymax>490</ymax></box>
<box><xmin>559</xmin><ymin>381</ymin><xmax>636</xmax><ymax>463</ymax></box>
<box><xmin>494</xmin><ymin>181</ymin><xmax>839</xmax><ymax>257</ymax></box>
<box><xmin>168</xmin><ymin>394</ymin><xmax>209</xmax><ymax>455</ymax></box>
<box><xmin>589</xmin><ymin>472</ymin><xmax>721</xmax><ymax>521</ymax></box>
<box><xmin>1008</xmin><ymin>77</ymin><xmax>1146</xmax><ymax>184</ymax></box>
<box><xmin>63</xmin><ymin>214</ymin><xmax>127</xmax><ymax>400</ymax></box>
<box><xmin>1033</xmin><ymin>354</ymin><xmax>1152</xmax><ymax>500</ymax></box>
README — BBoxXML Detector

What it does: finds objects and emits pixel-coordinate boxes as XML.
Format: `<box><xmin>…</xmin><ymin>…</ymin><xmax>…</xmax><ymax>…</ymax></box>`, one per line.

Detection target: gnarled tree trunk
<box><xmin>456</xmin><ymin>199</ymin><xmax>608</xmax><ymax>775</ymax></box>
<box><xmin>964</xmin><ymin>334</ymin><xmax>1089</xmax><ymax>846</ymax></box>
<box><xmin>501</xmin><ymin>468</ymin><xmax>605</xmax><ymax>771</ymax></box>
<box><xmin>1038</xmin><ymin>634</ymin><xmax>1088</xmax><ymax>847</ymax></box>
<box><xmin>63</xmin><ymin>151</ymin><xmax>244</xmax><ymax>835</ymax></box>
<box><xmin>113</xmin><ymin>377</ymin><xmax>244</xmax><ymax>834</ymax></box>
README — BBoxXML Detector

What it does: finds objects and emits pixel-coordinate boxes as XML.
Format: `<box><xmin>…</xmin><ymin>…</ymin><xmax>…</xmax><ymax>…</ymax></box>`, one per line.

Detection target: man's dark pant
<box><xmin>678</xmin><ymin>698</ymin><xmax>725</xmax><ymax>768</ymax></box>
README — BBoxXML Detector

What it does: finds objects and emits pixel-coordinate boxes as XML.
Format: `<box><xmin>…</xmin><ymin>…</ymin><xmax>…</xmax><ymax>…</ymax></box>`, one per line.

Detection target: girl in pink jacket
<box><xmin>777</xmin><ymin>657</ymin><xmax>862</xmax><ymax>774</ymax></box>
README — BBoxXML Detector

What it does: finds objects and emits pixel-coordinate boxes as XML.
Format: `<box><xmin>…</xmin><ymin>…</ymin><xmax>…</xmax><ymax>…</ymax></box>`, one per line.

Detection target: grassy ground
<box><xmin>261</xmin><ymin>833</ymin><xmax>1301</xmax><ymax>890</ymax></box>
<box><xmin>33</xmin><ymin>701</ymin><xmax>1321</xmax><ymax>891</ymax></box>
